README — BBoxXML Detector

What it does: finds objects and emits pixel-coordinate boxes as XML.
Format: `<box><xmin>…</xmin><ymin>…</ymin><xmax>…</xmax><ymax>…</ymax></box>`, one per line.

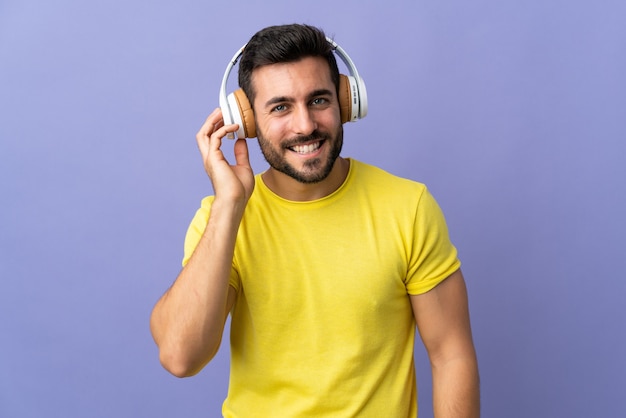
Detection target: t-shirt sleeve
<box><xmin>404</xmin><ymin>187</ymin><xmax>461</xmax><ymax>295</ymax></box>
<box><xmin>181</xmin><ymin>196</ymin><xmax>214</xmax><ymax>267</ymax></box>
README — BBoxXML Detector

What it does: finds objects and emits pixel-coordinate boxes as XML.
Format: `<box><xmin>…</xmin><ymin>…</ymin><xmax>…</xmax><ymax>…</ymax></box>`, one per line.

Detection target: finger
<box><xmin>196</xmin><ymin>108</ymin><xmax>222</xmax><ymax>152</ymax></box>
<box><xmin>197</xmin><ymin>108</ymin><xmax>226</xmax><ymax>140</ymax></box>
<box><xmin>233</xmin><ymin>138</ymin><xmax>250</xmax><ymax>167</ymax></box>
<box><xmin>208</xmin><ymin>123</ymin><xmax>240</xmax><ymax>152</ymax></box>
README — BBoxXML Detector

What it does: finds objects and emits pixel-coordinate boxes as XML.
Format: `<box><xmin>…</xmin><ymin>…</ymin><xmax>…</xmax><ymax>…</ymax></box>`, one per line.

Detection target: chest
<box><xmin>233</xmin><ymin>204</ymin><xmax>414</xmax><ymax>325</ymax></box>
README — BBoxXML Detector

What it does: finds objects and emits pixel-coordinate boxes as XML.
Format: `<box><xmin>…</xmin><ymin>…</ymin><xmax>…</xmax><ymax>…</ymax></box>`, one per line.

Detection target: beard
<box><xmin>256</xmin><ymin>125</ymin><xmax>344</xmax><ymax>184</ymax></box>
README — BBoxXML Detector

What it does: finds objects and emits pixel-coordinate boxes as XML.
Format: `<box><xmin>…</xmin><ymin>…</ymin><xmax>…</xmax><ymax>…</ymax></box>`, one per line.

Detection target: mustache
<box><xmin>283</xmin><ymin>130</ymin><xmax>330</xmax><ymax>148</ymax></box>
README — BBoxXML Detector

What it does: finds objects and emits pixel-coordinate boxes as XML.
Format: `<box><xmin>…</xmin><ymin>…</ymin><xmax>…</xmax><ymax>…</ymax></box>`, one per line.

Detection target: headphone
<box><xmin>219</xmin><ymin>37</ymin><xmax>368</xmax><ymax>139</ymax></box>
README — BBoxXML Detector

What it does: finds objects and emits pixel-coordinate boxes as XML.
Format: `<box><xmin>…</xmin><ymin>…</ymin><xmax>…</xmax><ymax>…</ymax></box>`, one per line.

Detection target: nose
<box><xmin>291</xmin><ymin>105</ymin><xmax>317</xmax><ymax>136</ymax></box>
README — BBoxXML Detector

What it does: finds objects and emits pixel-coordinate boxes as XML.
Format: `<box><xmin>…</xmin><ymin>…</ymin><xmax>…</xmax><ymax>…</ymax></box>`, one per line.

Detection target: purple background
<box><xmin>1</xmin><ymin>1</ymin><xmax>625</xmax><ymax>417</ymax></box>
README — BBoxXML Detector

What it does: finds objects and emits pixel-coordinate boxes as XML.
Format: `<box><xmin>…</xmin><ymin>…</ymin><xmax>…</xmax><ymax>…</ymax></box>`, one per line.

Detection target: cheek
<box><xmin>258</xmin><ymin>118</ymin><xmax>289</xmax><ymax>141</ymax></box>
<box><xmin>318</xmin><ymin>106</ymin><xmax>342</xmax><ymax>129</ymax></box>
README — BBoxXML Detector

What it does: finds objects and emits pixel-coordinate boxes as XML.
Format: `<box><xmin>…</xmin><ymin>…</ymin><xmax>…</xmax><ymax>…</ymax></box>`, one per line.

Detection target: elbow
<box><xmin>157</xmin><ymin>342</ymin><xmax>219</xmax><ymax>378</ymax></box>
<box><xmin>160</xmin><ymin>357</ymin><xmax>200</xmax><ymax>379</ymax></box>
<box><xmin>150</xmin><ymin>306</ymin><xmax>224</xmax><ymax>377</ymax></box>
<box><xmin>159</xmin><ymin>351</ymin><xmax>197</xmax><ymax>378</ymax></box>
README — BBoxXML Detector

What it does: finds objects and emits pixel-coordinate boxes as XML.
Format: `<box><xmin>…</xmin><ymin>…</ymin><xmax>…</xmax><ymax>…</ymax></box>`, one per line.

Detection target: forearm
<box><xmin>150</xmin><ymin>198</ymin><xmax>244</xmax><ymax>377</ymax></box>
<box><xmin>432</xmin><ymin>355</ymin><xmax>480</xmax><ymax>418</ymax></box>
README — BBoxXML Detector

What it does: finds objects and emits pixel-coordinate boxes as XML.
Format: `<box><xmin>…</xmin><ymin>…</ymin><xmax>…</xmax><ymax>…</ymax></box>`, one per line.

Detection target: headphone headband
<box><xmin>219</xmin><ymin>37</ymin><xmax>367</xmax><ymax>139</ymax></box>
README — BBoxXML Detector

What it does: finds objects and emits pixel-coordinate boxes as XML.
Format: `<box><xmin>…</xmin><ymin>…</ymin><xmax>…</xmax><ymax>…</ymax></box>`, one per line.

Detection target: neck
<box><xmin>261</xmin><ymin>157</ymin><xmax>350</xmax><ymax>202</ymax></box>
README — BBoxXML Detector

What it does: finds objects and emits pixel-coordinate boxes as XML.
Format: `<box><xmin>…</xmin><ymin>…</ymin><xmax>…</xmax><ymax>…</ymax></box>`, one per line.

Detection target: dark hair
<box><xmin>238</xmin><ymin>24</ymin><xmax>340</xmax><ymax>107</ymax></box>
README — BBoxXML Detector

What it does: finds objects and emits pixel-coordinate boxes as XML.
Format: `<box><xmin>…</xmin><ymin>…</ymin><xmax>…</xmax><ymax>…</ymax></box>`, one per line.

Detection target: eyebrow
<box><xmin>263</xmin><ymin>88</ymin><xmax>334</xmax><ymax>109</ymax></box>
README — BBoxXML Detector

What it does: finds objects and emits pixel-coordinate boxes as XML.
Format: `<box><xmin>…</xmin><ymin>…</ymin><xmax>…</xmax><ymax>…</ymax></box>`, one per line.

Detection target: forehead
<box><xmin>250</xmin><ymin>56</ymin><xmax>334</xmax><ymax>102</ymax></box>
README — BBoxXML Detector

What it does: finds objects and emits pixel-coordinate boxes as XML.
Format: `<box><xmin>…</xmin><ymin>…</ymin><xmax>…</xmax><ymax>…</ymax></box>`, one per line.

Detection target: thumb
<box><xmin>233</xmin><ymin>138</ymin><xmax>251</xmax><ymax>168</ymax></box>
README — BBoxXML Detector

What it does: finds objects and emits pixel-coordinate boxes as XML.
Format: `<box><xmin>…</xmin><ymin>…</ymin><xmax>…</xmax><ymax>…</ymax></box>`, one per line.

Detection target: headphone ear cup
<box><xmin>227</xmin><ymin>89</ymin><xmax>257</xmax><ymax>138</ymax></box>
<box><xmin>338</xmin><ymin>74</ymin><xmax>362</xmax><ymax>123</ymax></box>
<box><xmin>338</xmin><ymin>74</ymin><xmax>352</xmax><ymax>124</ymax></box>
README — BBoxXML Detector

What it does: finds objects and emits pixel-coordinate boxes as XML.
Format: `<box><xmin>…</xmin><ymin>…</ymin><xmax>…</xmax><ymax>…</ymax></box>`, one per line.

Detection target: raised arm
<box><xmin>150</xmin><ymin>108</ymin><xmax>254</xmax><ymax>377</ymax></box>
<box><xmin>410</xmin><ymin>269</ymin><xmax>480</xmax><ymax>417</ymax></box>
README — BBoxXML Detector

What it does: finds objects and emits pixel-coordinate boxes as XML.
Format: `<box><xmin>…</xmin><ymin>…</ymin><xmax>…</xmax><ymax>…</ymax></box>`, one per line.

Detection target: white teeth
<box><xmin>292</xmin><ymin>142</ymin><xmax>321</xmax><ymax>154</ymax></box>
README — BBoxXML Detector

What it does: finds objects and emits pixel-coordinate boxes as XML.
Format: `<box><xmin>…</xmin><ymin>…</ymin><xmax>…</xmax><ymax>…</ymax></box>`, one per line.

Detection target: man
<box><xmin>150</xmin><ymin>24</ymin><xmax>479</xmax><ymax>417</ymax></box>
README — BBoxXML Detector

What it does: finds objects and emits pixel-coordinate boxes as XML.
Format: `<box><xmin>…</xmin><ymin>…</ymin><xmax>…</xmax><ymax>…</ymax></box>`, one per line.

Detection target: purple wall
<box><xmin>1</xmin><ymin>1</ymin><xmax>625</xmax><ymax>416</ymax></box>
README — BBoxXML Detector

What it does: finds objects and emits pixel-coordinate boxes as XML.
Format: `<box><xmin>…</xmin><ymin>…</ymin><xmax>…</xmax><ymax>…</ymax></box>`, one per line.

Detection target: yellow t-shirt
<box><xmin>183</xmin><ymin>159</ymin><xmax>460</xmax><ymax>417</ymax></box>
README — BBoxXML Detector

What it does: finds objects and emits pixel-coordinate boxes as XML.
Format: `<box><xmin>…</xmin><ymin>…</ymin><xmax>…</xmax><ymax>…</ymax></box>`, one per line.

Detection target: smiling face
<box><xmin>251</xmin><ymin>56</ymin><xmax>344</xmax><ymax>186</ymax></box>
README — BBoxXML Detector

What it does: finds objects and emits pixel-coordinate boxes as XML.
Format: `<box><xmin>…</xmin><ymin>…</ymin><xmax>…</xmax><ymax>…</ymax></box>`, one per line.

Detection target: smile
<box><xmin>289</xmin><ymin>140</ymin><xmax>323</xmax><ymax>154</ymax></box>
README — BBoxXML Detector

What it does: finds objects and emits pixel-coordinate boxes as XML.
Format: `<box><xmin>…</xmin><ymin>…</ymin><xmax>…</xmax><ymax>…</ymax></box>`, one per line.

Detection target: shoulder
<box><xmin>352</xmin><ymin>159</ymin><xmax>424</xmax><ymax>185</ymax></box>
<box><xmin>350</xmin><ymin>159</ymin><xmax>428</xmax><ymax>199</ymax></box>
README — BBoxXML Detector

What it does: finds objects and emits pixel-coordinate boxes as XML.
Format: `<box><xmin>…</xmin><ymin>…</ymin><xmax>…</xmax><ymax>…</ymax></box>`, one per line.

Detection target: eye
<box><xmin>311</xmin><ymin>97</ymin><xmax>328</xmax><ymax>106</ymax></box>
<box><xmin>272</xmin><ymin>104</ymin><xmax>287</xmax><ymax>112</ymax></box>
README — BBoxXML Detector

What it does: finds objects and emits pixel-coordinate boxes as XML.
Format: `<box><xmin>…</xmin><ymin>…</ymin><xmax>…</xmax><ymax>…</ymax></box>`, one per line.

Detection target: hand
<box><xmin>196</xmin><ymin>108</ymin><xmax>255</xmax><ymax>204</ymax></box>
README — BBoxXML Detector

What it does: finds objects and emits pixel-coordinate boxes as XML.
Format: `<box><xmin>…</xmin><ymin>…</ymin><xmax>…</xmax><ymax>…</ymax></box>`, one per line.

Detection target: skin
<box><xmin>150</xmin><ymin>56</ymin><xmax>479</xmax><ymax>417</ymax></box>
<box><xmin>411</xmin><ymin>270</ymin><xmax>480</xmax><ymax>417</ymax></box>
<box><xmin>253</xmin><ymin>56</ymin><xmax>349</xmax><ymax>201</ymax></box>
